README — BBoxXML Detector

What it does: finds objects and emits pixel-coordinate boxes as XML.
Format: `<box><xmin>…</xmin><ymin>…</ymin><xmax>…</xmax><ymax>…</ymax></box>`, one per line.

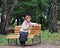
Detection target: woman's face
<box><xmin>26</xmin><ymin>18</ymin><xmax>31</xmax><ymax>22</ymax></box>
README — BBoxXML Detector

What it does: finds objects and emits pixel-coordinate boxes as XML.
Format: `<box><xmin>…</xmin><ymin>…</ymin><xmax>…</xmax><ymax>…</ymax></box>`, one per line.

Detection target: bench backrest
<box><xmin>14</xmin><ymin>25</ymin><xmax>41</xmax><ymax>35</ymax></box>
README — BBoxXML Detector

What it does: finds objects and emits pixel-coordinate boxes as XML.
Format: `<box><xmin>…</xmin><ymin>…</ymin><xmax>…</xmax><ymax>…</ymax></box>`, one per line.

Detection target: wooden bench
<box><xmin>7</xmin><ymin>24</ymin><xmax>41</xmax><ymax>45</ymax></box>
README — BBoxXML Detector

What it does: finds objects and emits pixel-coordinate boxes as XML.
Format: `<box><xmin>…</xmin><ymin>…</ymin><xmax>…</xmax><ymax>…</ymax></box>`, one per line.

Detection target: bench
<box><xmin>7</xmin><ymin>24</ymin><xmax>41</xmax><ymax>45</ymax></box>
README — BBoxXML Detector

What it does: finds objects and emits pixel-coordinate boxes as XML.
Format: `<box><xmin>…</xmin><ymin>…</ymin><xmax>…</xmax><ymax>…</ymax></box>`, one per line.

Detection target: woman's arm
<box><xmin>22</xmin><ymin>22</ymin><xmax>30</xmax><ymax>30</ymax></box>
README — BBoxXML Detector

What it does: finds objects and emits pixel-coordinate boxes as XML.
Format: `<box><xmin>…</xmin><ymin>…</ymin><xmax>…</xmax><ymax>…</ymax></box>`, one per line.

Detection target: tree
<box><xmin>1</xmin><ymin>0</ymin><xmax>55</xmax><ymax>34</ymax></box>
<box><xmin>9</xmin><ymin>0</ymin><xmax>49</xmax><ymax>30</ymax></box>
<box><xmin>49</xmin><ymin>0</ymin><xmax>58</xmax><ymax>32</ymax></box>
<box><xmin>57</xmin><ymin>0</ymin><xmax>60</xmax><ymax>21</ymax></box>
<box><xmin>1</xmin><ymin>0</ymin><xmax>18</xmax><ymax>34</ymax></box>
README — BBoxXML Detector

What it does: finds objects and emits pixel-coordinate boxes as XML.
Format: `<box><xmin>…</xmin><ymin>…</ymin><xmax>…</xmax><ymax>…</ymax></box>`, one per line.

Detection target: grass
<box><xmin>41</xmin><ymin>30</ymin><xmax>60</xmax><ymax>42</ymax></box>
<box><xmin>0</xmin><ymin>30</ymin><xmax>60</xmax><ymax>45</ymax></box>
<box><xmin>0</xmin><ymin>35</ymin><xmax>7</xmax><ymax>45</ymax></box>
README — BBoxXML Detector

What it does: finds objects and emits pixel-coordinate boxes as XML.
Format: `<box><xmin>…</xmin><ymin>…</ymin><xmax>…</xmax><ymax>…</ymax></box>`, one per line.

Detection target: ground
<box><xmin>0</xmin><ymin>43</ymin><xmax>60</xmax><ymax>48</ymax></box>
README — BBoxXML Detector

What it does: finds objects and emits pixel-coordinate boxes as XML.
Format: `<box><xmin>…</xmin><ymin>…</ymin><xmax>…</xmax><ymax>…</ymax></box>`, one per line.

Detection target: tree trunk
<box><xmin>49</xmin><ymin>0</ymin><xmax>58</xmax><ymax>33</ymax></box>
<box><xmin>17</xmin><ymin>18</ymin><xmax>19</xmax><ymax>25</ymax></box>
<box><xmin>1</xmin><ymin>0</ymin><xmax>7</xmax><ymax>34</ymax></box>
<box><xmin>1</xmin><ymin>0</ymin><xmax>18</xmax><ymax>34</ymax></box>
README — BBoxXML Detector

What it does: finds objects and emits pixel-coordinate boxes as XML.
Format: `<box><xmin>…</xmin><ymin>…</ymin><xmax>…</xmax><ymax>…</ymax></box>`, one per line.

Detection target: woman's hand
<box><xmin>29</xmin><ymin>23</ymin><xmax>32</xmax><ymax>27</ymax></box>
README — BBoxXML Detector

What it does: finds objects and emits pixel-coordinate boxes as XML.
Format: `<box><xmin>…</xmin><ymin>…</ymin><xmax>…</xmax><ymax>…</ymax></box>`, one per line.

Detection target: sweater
<box><xmin>20</xmin><ymin>20</ymin><xmax>31</xmax><ymax>33</ymax></box>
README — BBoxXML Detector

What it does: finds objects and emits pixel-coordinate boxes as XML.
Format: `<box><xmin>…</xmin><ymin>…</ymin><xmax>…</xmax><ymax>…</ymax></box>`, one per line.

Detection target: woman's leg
<box><xmin>20</xmin><ymin>32</ymin><xmax>28</xmax><ymax>46</ymax></box>
<box><xmin>21</xmin><ymin>41</ymin><xmax>26</xmax><ymax>46</ymax></box>
<box><xmin>20</xmin><ymin>41</ymin><xmax>22</xmax><ymax>45</ymax></box>
<box><xmin>23</xmin><ymin>41</ymin><xmax>25</xmax><ymax>45</ymax></box>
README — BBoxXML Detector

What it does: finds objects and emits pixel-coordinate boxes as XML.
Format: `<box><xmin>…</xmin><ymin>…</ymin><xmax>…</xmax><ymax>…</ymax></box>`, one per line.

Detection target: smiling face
<box><xmin>26</xmin><ymin>18</ymin><xmax>31</xmax><ymax>22</ymax></box>
<box><xmin>25</xmin><ymin>15</ymin><xmax>31</xmax><ymax>22</ymax></box>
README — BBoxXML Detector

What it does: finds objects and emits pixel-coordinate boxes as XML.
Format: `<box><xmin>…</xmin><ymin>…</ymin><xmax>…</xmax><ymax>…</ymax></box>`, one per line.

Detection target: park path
<box><xmin>0</xmin><ymin>43</ymin><xmax>60</xmax><ymax>48</ymax></box>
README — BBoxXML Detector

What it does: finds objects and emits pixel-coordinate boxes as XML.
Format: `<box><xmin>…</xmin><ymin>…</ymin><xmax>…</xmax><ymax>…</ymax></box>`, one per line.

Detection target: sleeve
<box><xmin>31</xmin><ymin>22</ymin><xmax>37</xmax><ymax>26</ymax></box>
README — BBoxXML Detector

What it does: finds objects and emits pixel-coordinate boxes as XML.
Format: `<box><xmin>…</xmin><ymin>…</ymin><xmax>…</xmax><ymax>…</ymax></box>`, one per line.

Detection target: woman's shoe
<box><xmin>22</xmin><ymin>45</ymin><xmax>26</xmax><ymax>47</ymax></box>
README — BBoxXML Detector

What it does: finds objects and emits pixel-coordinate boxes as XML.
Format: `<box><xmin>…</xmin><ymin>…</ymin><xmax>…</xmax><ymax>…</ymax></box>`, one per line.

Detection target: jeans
<box><xmin>19</xmin><ymin>32</ymin><xmax>28</xmax><ymax>46</ymax></box>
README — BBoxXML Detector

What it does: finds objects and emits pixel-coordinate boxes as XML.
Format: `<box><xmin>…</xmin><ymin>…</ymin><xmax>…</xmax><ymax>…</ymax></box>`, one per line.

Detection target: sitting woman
<box><xmin>19</xmin><ymin>15</ymin><xmax>32</xmax><ymax>47</ymax></box>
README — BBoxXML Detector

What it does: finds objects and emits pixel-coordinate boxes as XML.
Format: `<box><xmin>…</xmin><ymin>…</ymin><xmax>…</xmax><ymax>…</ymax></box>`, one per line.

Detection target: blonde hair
<box><xmin>25</xmin><ymin>15</ymin><xmax>31</xmax><ymax>20</ymax></box>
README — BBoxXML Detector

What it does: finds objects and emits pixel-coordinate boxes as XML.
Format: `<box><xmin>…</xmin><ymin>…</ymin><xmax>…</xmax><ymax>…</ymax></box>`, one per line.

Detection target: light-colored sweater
<box><xmin>20</xmin><ymin>20</ymin><xmax>31</xmax><ymax>33</ymax></box>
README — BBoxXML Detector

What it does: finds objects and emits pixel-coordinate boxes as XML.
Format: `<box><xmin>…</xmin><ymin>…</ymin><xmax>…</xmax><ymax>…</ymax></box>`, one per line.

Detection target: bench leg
<box><xmin>32</xmin><ymin>38</ymin><xmax>34</xmax><ymax>45</ymax></box>
<box><xmin>8</xmin><ymin>39</ymin><xmax>10</xmax><ymax>45</ymax></box>
<box><xmin>39</xmin><ymin>35</ymin><xmax>41</xmax><ymax>43</ymax></box>
<box><xmin>16</xmin><ymin>39</ymin><xmax>18</xmax><ymax>45</ymax></box>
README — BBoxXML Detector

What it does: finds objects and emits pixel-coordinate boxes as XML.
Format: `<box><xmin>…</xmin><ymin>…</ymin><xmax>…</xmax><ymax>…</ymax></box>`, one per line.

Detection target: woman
<box><xmin>19</xmin><ymin>15</ymin><xmax>32</xmax><ymax>47</ymax></box>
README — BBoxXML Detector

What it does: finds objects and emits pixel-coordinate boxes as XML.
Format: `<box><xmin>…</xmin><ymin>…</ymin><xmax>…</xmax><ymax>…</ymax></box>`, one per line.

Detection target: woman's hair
<box><xmin>25</xmin><ymin>15</ymin><xmax>31</xmax><ymax>20</ymax></box>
